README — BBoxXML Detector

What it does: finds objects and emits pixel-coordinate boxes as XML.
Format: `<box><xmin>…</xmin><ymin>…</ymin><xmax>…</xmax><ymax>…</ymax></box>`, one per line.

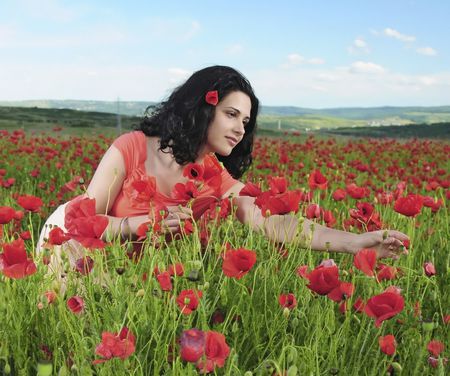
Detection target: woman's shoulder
<box><xmin>111</xmin><ymin>131</ymin><xmax>147</xmax><ymax>171</ymax></box>
<box><xmin>112</xmin><ymin>130</ymin><xmax>146</xmax><ymax>147</ymax></box>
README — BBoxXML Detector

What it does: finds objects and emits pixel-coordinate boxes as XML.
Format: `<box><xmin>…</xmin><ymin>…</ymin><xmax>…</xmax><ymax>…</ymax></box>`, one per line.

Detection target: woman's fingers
<box><xmin>386</xmin><ymin>230</ymin><xmax>409</xmax><ymax>242</ymax></box>
<box><xmin>167</xmin><ymin>206</ymin><xmax>193</xmax><ymax>216</ymax></box>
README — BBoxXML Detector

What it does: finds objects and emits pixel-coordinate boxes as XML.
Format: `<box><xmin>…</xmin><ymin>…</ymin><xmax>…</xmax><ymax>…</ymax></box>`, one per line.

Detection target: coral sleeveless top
<box><xmin>108</xmin><ymin>131</ymin><xmax>239</xmax><ymax>218</ymax></box>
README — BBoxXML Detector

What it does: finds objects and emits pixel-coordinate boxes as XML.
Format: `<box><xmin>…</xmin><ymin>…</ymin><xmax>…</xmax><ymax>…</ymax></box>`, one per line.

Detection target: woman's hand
<box><xmin>161</xmin><ymin>205</ymin><xmax>193</xmax><ymax>234</ymax></box>
<box><xmin>352</xmin><ymin>230</ymin><xmax>409</xmax><ymax>259</ymax></box>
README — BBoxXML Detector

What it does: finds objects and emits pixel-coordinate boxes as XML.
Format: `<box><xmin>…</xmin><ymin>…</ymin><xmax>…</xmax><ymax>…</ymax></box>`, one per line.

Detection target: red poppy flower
<box><xmin>379</xmin><ymin>335</ymin><xmax>396</xmax><ymax>355</ymax></box>
<box><xmin>308</xmin><ymin>170</ymin><xmax>328</xmax><ymax>190</ymax></box>
<box><xmin>278</xmin><ymin>293</ymin><xmax>297</xmax><ymax>309</ymax></box>
<box><xmin>64</xmin><ymin>197</ymin><xmax>108</xmax><ymax>249</ymax></box>
<box><xmin>176</xmin><ymin>289</ymin><xmax>203</xmax><ymax>315</ymax></box>
<box><xmin>423</xmin><ymin>262</ymin><xmax>436</xmax><ymax>277</ymax></box>
<box><xmin>296</xmin><ymin>265</ymin><xmax>310</xmax><ymax>279</ymax></box>
<box><xmin>16</xmin><ymin>194</ymin><xmax>43</xmax><ymax>212</ymax></box>
<box><xmin>156</xmin><ymin>271</ymin><xmax>172</xmax><ymax>291</ymax></box>
<box><xmin>427</xmin><ymin>340</ymin><xmax>444</xmax><ymax>357</ymax></box>
<box><xmin>180</xmin><ymin>329</ymin><xmax>205</xmax><ymax>363</ymax></box>
<box><xmin>0</xmin><ymin>206</ymin><xmax>15</xmax><ymax>224</ymax></box>
<box><xmin>47</xmin><ymin>227</ymin><xmax>70</xmax><ymax>246</ymax></box>
<box><xmin>168</xmin><ymin>262</ymin><xmax>185</xmax><ymax>276</ymax></box>
<box><xmin>75</xmin><ymin>256</ymin><xmax>94</xmax><ymax>275</ymax></box>
<box><xmin>183</xmin><ymin>163</ymin><xmax>205</xmax><ymax>180</ymax></box>
<box><xmin>93</xmin><ymin>327</ymin><xmax>136</xmax><ymax>364</ymax></box>
<box><xmin>322</xmin><ymin>210</ymin><xmax>336</xmax><ymax>227</ymax></box>
<box><xmin>257</xmin><ymin>190</ymin><xmax>302</xmax><ymax>217</ymax></box>
<box><xmin>19</xmin><ymin>230</ymin><xmax>31</xmax><ymax>240</ymax></box>
<box><xmin>205</xmin><ymin>90</ymin><xmax>219</xmax><ymax>106</ymax></box>
<box><xmin>346</xmin><ymin>183</ymin><xmax>368</xmax><ymax>199</ymax></box>
<box><xmin>211</xmin><ymin>310</ymin><xmax>225</xmax><ymax>325</ymax></box>
<box><xmin>196</xmin><ymin>331</ymin><xmax>230</xmax><ymax>373</ymax></box>
<box><xmin>131</xmin><ymin>176</ymin><xmax>157</xmax><ymax>202</ymax></box>
<box><xmin>268</xmin><ymin>176</ymin><xmax>288</xmax><ymax>194</ymax></box>
<box><xmin>353</xmin><ymin>297</ymin><xmax>365</xmax><ymax>313</ymax></box>
<box><xmin>222</xmin><ymin>248</ymin><xmax>256</xmax><ymax>279</ymax></box>
<box><xmin>172</xmin><ymin>181</ymin><xmax>200</xmax><ymax>200</ymax></box>
<box><xmin>376</xmin><ymin>264</ymin><xmax>398</xmax><ymax>281</ymax></box>
<box><xmin>353</xmin><ymin>249</ymin><xmax>377</xmax><ymax>277</ymax></box>
<box><xmin>327</xmin><ymin>281</ymin><xmax>355</xmax><ymax>303</ymax></box>
<box><xmin>332</xmin><ymin>188</ymin><xmax>347</xmax><ymax>201</ymax></box>
<box><xmin>364</xmin><ymin>291</ymin><xmax>404</xmax><ymax>327</ymax></box>
<box><xmin>239</xmin><ymin>182</ymin><xmax>262</xmax><ymax>197</ymax></box>
<box><xmin>306</xmin><ymin>204</ymin><xmax>321</xmax><ymax>219</ymax></box>
<box><xmin>306</xmin><ymin>264</ymin><xmax>340</xmax><ymax>295</ymax></box>
<box><xmin>202</xmin><ymin>154</ymin><xmax>223</xmax><ymax>181</ymax></box>
<box><xmin>394</xmin><ymin>194</ymin><xmax>423</xmax><ymax>217</ymax></box>
<box><xmin>67</xmin><ymin>296</ymin><xmax>84</xmax><ymax>314</ymax></box>
<box><xmin>43</xmin><ymin>290</ymin><xmax>57</xmax><ymax>305</ymax></box>
<box><xmin>0</xmin><ymin>238</ymin><xmax>37</xmax><ymax>279</ymax></box>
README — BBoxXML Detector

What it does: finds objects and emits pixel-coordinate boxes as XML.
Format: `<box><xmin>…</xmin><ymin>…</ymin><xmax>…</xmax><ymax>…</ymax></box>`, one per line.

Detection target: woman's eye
<box><xmin>227</xmin><ymin>112</ymin><xmax>236</xmax><ymax>117</ymax></box>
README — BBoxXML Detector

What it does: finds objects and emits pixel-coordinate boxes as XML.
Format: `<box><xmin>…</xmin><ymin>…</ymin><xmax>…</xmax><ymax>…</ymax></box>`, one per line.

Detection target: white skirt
<box><xmin>36</xmin><ymin>202</ymin><xmax>85</xmax><ymax>275</ymax></box>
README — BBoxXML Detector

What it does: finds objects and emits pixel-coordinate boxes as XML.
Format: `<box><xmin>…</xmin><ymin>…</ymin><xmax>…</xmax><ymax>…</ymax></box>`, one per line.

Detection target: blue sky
<box><xmin>1</xmin><ymin>0</ymin><xmax>449</xmax><ymax>107</ymax></box>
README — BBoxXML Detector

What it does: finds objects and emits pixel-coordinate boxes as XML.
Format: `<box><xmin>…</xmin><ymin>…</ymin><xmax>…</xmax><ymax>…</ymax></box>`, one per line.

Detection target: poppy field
<box><xmin>0</xmin><ymin>128</ymin><xmax>449</xmax><ymax>375</ymax></box>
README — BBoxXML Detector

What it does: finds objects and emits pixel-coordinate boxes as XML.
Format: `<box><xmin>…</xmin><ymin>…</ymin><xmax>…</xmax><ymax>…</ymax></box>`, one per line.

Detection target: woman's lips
<box><xmin>225</xmin><ymin>136</ymin><xmax>238</xmax><ymax>146</ymax></box>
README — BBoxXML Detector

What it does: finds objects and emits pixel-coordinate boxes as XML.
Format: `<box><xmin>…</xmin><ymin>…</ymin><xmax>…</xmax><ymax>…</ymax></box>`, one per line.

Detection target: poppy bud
<box><xmin>136</xmin><ymin>289</ymin><xmax>145</xmax><ymax>297</ymax></box>
<box><xmin>187</xmin><ymin>269</ymin><xmax>199</xmax><ymax>281</ymax></box>
<box><xmin>57</xmin><ymin>365</ymin><xmax>69</xmax><ymax>375</ymax></box>
<box><xmin>287</xmin><ymin>365</ymin><xmax>298</xmax><ymax>376</ymax></box>
<box><xmin>243</xmin><ymin>372</ymin><xmax>253</xmax><ymax>376</ymax></box>
<box><xmin>422</xmin><ymin>320</ymin><xmax>435</xmax><ymax>332</ymax></box>
<box><xmin>390</xmin><ymin>362</ymin><xmax>402</xmax><ymax>372</ymax></box>
<box><xmin>3</xmin><ymin>363</ymin><xmax>11</xmax><ymax>375</ymax></box>
<box><xmin>283</xmin><ymin>307</ymin><xmax>291</xmax><ymax>318</ymax></box>
<box><xmin>37</xmin><ymin>361</ymin><xmax>53</xmax><ymax>376</ymax></box>
<box><xmin>287</xmin><ymin>348</ymin><xmax>298</xmax><ymax>364</ymax></box>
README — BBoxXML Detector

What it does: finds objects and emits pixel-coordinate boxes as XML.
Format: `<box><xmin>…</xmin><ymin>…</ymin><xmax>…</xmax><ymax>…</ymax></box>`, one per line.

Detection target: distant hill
<box><xmin>1</xmin><ymin>100</ymin><xmax>450</xmax><ymax>131</ymax></box>
<box><xmin>0</xmin><ymin>100</ymin><xmax>156</xmax><ymax>117</ymax></box>
<box><xmin>0</xmin><ymin>105</ymin><xmax>449</xmax><ymax>139</ymax></box>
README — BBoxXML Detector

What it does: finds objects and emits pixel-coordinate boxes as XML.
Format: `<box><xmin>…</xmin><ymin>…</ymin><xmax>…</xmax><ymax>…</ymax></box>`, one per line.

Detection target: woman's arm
<box><xmin>228</xmin><ymin>183</ymin><xmax>408</xmax><ymax>259</ymax></box>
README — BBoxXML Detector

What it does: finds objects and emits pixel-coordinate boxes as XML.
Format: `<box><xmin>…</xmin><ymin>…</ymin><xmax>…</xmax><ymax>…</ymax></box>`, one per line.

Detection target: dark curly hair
<box><xmin>137</xmin><ymin>65</ymin><xmax>259</xmax><ymax>179</ymax></box>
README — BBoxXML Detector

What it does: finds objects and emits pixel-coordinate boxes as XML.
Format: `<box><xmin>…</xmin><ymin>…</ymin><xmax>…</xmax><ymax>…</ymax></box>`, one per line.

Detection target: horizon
<box><xmin>1</xmin><ymin>1</ymin><xmax>449</xmax><ymax>107</ymax></box>
<box><xmin>1</xmin><ymin>98</ymin><xmax>450</xmax><ymax>111</ymax></box>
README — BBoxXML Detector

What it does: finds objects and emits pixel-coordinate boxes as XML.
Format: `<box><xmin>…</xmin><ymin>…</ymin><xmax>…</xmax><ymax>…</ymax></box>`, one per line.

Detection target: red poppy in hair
<box><xmin>205</xmin><ymin>90</ymin><xmax>219</xmax><ymax>106</ymax></box>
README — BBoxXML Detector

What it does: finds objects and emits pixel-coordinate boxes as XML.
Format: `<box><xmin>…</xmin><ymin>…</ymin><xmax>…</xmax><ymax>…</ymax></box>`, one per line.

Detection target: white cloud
<box><xmin>247</xmin><ymin>63</ymin><xmax>450</xmax><ymax>107</ymax></box>
<box><xmin>0</xmin><ymin>63</ymin><xmax>191</xmax><ymax>102</ymax></box>
<box><xmin>287</xmin><ymin>53</ymin><xmax>304</xmax><ymax>64</ymax></box>
<box><xmin>0</xmin><ymin>25</ymin><xmax>128</xmax><ymax>48</ymax></box>
<box><xmin>167</xmin><ymin>67</ymin><xmax>191</xmax><ymax>83</ymax></box>
<box><xmin>416</xmin><ymin>46</ymin><xmax>437</xmax><ymax>56</ymax></box>
<box><xmin>282</xmin><ymin>53</ymin><xmax>325</xmax><ymax>68</ymax></box>
<box><xmin>1</xmin><ymin>62</ymin><xmax>449</xmax><ymax>108</ymax></box>
<box><xmin>348</xmin><ymin>38</ymin><xmax>370</xmax><ymax>54</ymax></box>
<box><xmin>148</xmin><ymin>18</ymin><xmax>201</xmax><ymax>42</ymax></box>
<box><xmin>225</xmin><ymin>43</ymin><xmax>244</xmax><ymax>55</ymax></box>
<box><xmin>307</xmin><ymin>57</ymin><xmax>325</xmax><ymax>65</ymax></box>
<box><xmin>349</xmin><ymin>61</ymin><xmax>385</xmax><ymax>74</ymax></box>
<box><xmin>16</xmin><ymin>0</ymin><xmax>80</xmax><ymax>22</ymax></box>
<box><xmin>383</xmin><ymin>28</ymin><xmax>416</xmax><ymax>42</ymax></box>
<box><xmin>184</xmin><ymin>21</ymin><xmax>201</xmax><ymax>40</ymax></box>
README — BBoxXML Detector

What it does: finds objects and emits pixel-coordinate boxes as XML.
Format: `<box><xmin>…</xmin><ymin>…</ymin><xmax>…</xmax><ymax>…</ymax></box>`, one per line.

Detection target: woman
<box><xmin>37</xmin><ymin>65</ymin><xmax>408</xmax><ymax>271</ymax></box>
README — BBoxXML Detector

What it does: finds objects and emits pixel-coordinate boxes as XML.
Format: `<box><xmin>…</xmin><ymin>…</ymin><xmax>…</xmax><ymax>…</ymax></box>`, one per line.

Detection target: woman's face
<box><xmin>203</xmin><ymin>91</ymin><xmax>252</xmax><ymax>156</ymax></box>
